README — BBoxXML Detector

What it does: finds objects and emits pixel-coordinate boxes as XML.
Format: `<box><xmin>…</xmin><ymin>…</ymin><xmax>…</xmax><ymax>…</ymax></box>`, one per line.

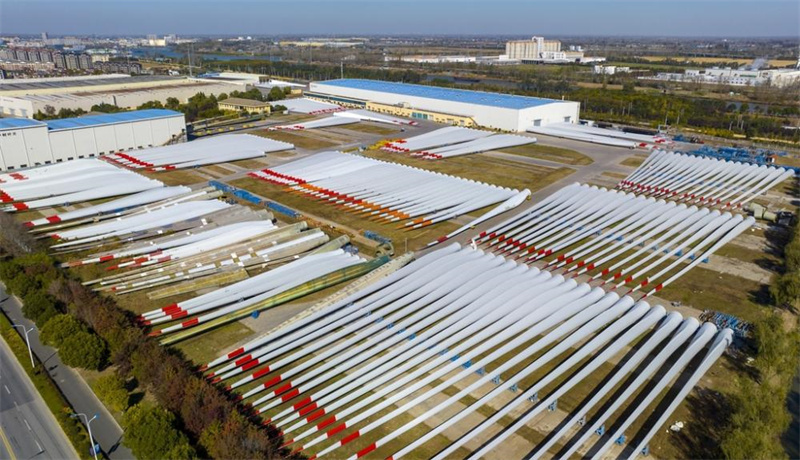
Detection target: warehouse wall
<box><xmin>309</xmin><ymin>82</ymin><xmax>580</xmax><ymax>132</ymax></box>
<box><xmin>0</xmin><ymin>125</ymin><xmax>50</xmax><ymax>170</ymax></box>
<box><xmin>1</xmin><ymin>115</ymin><xmax>184</xmax><ymax>171</ymax></box>
<box><xmin>0</xmin><ymin>96</ymin><xmax>36</xmax><ymax>118</ymax></box>
<box><xmin>520</xmin><ymin>102</ymin><xmax>581</xmax><ymax>128</ymax></box>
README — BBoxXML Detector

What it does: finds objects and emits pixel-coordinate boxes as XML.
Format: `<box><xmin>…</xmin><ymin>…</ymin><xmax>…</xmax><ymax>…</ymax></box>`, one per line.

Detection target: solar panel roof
<box><xmin>45</xmin><ymin>109</ymin><xmax>183</xmax><ymax>131</ymax></box>
<box><xmin>318</xmin><ymin>79</ymin><xmax>564</xmax><ymax>110</ymax></box>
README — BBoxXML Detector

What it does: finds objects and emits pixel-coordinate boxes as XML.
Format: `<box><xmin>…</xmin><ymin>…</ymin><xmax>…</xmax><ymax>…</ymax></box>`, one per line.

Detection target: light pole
<box><xmin>11</xmin><ymin>324</ymin><xmax>35</xmax><ymax>368</ymax></box>
<box><xmin>71</xmin><ymin>413</ymin><xmax>99</xmax><ymax>460</ymax></box>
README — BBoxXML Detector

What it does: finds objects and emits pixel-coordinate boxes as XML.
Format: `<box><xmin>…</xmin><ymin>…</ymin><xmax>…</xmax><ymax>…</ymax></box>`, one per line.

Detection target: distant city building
<box><xmin>53</xmin><ymin>52</ymin><xmax>66</xmax><ymax>69</ymax></box>
<box><xmin>505</xmin><ymin>36</ymin><xmax>561</xmax><ymax>61</ymax></box>
<box><xmin>642</xmin><ymin>66</ymin><xmax>800</xmax><ymax>88</ymax></box>
<box><xmin>78</xmin><ymin>54</ymin><xmax>93</xmax><ymax>70</ymax></box>
<box><xmin>505</xmin><ymin>36</ymin><xmax>605</xmax><ymax>64</ymax></box>
<box><xmin>64</xmin><ymin>53</ymin><xmax>80</xmax><ymax>70</ymax></box>
<box><xmin>593</xmin><ymin>65</ymin><xmax>631</xmax><ymax>75</ymax></box>
<box><xmin>41</xmin><ymin>32</ymin><xmax>48</xmax><ymax>41</ymax></box>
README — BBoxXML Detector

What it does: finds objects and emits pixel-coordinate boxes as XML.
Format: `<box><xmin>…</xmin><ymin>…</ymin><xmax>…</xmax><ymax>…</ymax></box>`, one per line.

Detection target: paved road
<box><xmin>0</xmin><ymin>338</ymin><xmax>77</xmax><ymax>460</ymax></box>
<box><xmin>0</xmin><ymin>286</ymin><xmax>133</xmax><ymax>459</ymax></box>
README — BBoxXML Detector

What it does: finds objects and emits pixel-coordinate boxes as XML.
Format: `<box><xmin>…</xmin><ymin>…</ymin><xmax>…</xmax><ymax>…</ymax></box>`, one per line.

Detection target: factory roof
<box><xmin>0</xmin><ymin>118</ymin><xmax>47</xmax><ymax>130</ymax></box>
<box><xmin>46</xmin><ymin>109</ymin><xmax>183</xmax><ymax>131</ymax></box>
<box><xmin>316</xmin><ymin>79</ymin><xmax>565</xmax><ymax>110</ymax></box>
<box><xmin>0</xmin><ymin>75</ymin><xmax>183</xmax><ymax>92</ymax></box>
<box><xmin>218</xmin><ymin>97</ymin><xmax>271</xmax><ymax>108</ymax></box>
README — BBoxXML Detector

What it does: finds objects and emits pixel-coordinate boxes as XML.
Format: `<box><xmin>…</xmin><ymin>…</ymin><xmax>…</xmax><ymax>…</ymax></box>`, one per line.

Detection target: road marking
<box><xmin>23</xmin><ymin>419</ymin><xmax>31</xmax><ymax>431</ymax></box>
<box><xmin>0</xmin><ymin>426</ymin><xmax>16</xmax><ymax>460</ymax></box>
<box><xmin>3</xmin><ymin>385</ymin><xmax>9</xmax><ymax>394</ymax></box>
<box><xmin>34</xmin><ymin>440</ymin><xmax>42</xmax><ymax>453</ymax></box>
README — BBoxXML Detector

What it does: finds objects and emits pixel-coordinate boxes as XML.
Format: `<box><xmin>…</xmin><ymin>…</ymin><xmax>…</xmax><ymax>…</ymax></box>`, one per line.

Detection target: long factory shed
<box><xmin>0</xmin><ymin>109</ymin><xmax>186</xmax><ymax>172</ymax></box>
<box><xmin>307</xmin><ymin>79</ymin><xmax>580</xmax><ymax>132</ymax></box>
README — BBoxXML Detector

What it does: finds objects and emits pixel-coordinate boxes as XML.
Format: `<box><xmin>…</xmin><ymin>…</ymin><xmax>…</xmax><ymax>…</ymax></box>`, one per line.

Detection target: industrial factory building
<box><xmin>307</xmin><ymin>79</ymin><xmax>580</xmax><ymax>132</ymax></box>
<box><xmin>0</xmin><ymin>74</ymin><xmax>237</xmax><ymax>118</ymax></box>
<box><xmin>0</xmin><ymin>109</ymin><xmax>185</xmax><ymax>171</ymax></box>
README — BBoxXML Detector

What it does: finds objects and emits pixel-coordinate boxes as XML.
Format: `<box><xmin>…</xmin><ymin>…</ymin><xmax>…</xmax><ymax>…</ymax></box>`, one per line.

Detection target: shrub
<box><xmin>60</xmin><ymin>331</ymin><xmax>108</xmax><ymax>370</ymax></box>
<box><xmin>93</xmin><ymin>374</ymin><xmax>129</xmax><ymax>413</ymax></box>
<box><xmin>40</xmin><ymin>314</ymin><xmax>87</xmax><ymax>348</ymax></box>
<box><xmin>122</xmin><ymin>404</ymin><xmax>195</xmax><ymax>460</ymax></box>
<box><xmin>6</xmin><ymin>272</ymin><xmax>36</xmax><ymax>297</ymax></box>
<box><xmin>21</xmin><ymin>291</ymin><xmax>59</xmax><ymax>326</ymax></box>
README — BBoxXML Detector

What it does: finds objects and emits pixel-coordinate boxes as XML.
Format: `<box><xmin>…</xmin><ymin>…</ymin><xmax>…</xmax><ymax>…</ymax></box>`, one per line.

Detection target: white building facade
<box><xmin>307</xmin><ymin>79</ymin><xmax>580</xmax><ymax>132</ymax></box>
<box><xmin>0</xmin><ymin>109</ymin><xmax>185</xmax><ymax>171</ymax></box>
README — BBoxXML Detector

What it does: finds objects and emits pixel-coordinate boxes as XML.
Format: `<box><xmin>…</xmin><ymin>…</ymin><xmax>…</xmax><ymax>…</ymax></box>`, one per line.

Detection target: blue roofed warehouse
<box><xmin>0</xmin><ymin>109</ymin><xmax>185</xmax><ymax>171</ymax></box>
<box><xmin>307</xmin><ymin>79</ymin><xmax>580</xmax><ymax>132</ymax></box>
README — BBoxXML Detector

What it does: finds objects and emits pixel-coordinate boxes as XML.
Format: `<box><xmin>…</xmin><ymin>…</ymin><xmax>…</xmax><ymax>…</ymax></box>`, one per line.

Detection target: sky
<box><xmin>0</xmin><ymin>0</ymin><xmax>798</xmax><ymax>37</ymax></box>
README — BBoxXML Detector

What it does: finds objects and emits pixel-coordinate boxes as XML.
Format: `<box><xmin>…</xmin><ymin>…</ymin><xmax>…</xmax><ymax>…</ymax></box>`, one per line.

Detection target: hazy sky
<box><xmin>1</xmin><ymin>0</ymin><xmax>798</xmax><ymax>37</ymax></box>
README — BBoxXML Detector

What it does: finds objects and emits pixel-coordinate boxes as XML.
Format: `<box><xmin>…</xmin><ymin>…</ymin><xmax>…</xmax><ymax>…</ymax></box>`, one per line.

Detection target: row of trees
<box><xmin>0</xmin><ymin>215</ymin><xmax>292</xmax><ymax>458</ymax></box>
<box><xmin>719</xmin><ymin>220</ymin><xmax>800</xmax><ymax>459</ymax></box>
<box><xmin>33</xmin><ymin>85</ymin><xmax>289</xmax><ymax>123</ymax></box>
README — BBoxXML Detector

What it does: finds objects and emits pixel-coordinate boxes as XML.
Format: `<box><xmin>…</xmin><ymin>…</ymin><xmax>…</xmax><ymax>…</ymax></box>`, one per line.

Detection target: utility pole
<box><xmin>11</xmin><ymin>324</ymin><xmax>35</xmax><ymax>368</ymax></box>
<box><xmin>72</xmin><ymin>413</ymin><xmax>99</xmax><ymax>460</ymax></box>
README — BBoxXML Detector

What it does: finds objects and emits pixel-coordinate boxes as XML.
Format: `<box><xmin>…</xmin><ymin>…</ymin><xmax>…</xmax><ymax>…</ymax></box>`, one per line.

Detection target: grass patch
<box><xmin>339</xmin><ymin>123</ymin><xmax>400</xmax><ymax>135</ymax></box>
<box><xmin>602</xmin><ymin>171</ymin><xmax>628</xmax><ymax>180</ymax></box>
<box><xmin>501</xmin><ymin>143</ymin><xmax>593</xmax><ymax>166</ymax></box>
<box><xmin>252</xmin><ymin>130</ymin><xmax>337</xmax><ymax>150</ymax></box>
<box><xmin>229</xmin><ymin>158</ymin><xmax>273</xmax><ymax>170</ymax></box>
<box><xmin>202</xmin><ymin>165</ymin><xmax>234</xmax><ymax>177</ymax></box>
<box><xmin>774</xmin><ymin>155</ymin><xmax>800</xmax><ymax>168</ymax></box>
<box><xmin>657</xmin><ymin>266</ymin><xmax>772</xmax><ymax>322</ymax></box>
<box><xmin>174</xmin><ymin>321</ymin><xmax>255</xmax><ymax>366</ymax></box>
<box><xmin>0</xmin><ymin>312</ymin><xmax>92</xmax><ymax>458</ymax></box>
<box><xmin>621</xmin><ymin>156</ymin><xmax>646</xmax><ymax>168</ymax></box>
<box><xmin>141</xmin><ymin>169</ymin><xmax>206</xmax><ymax>187</ymax></box>
<box><xmin>715</xmin><ymin>242</ymin><xmax>781</xmax><ymax>272</ymax></box>
<box><xmin>362</xmin><ymin>149</ymin><xmax>575</xmax><ymax>192</ymax></box>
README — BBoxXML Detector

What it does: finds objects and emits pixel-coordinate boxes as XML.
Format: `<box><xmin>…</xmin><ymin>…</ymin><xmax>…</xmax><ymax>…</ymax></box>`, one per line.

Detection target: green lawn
<box><xmin>501</xmin><ymin>143</ymin><xmax>594</xmax><ymax>166</ymax></box>
<box><xmin>252</xmin><ymin>129</ymin><xmax>338</xmax><ymax>150</ymax></box>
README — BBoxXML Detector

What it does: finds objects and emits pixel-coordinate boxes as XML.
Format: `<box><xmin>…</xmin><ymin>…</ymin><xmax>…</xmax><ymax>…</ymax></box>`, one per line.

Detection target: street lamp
<box><xmin>71</xmin><ymin>412</ymin><xmax>99</xmax><ymax>460</ymax></box>
<box><xmin>11</xmin><ymin>324</ymin><xmax>35</xmax><ymax>368</ymax></box>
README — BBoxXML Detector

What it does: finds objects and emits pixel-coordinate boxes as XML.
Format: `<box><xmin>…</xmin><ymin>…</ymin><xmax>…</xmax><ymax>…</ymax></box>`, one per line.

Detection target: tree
<box><xmin>90</xmin><ymin>103</ymin><xmax>124</xmax><ymax>113</ymax></box>
<box><xmin>200</xmin><ymin>412</ymin><xmax>278</xmax><ymax>459</ymax></box>
<box><xmin>721</xmin><ymin>378</ymin><xmax>791</xmax><ymax>460</ymax></box>
<box><xmin>165</xmin><ymin>97</ymin><xmax>181</xmax><ymax>111</ymax></box>
<box><xmin>123</xmin><ymin>404</ymin><xmax>195</xmax><ymax>460</ymax></box>
<box><xmin>21</xmin><ymin>291</ymin><xmax>59</xmax><ymax>326</ymax></box>
<box><xmin>40</xmin><ymin>314</ymin><xmax>86</xmax><ymax>347</ymax></box>
<box><xmin>93</xmin><ymin>374</ymin><xmax>129</xmax><ymax>412</ymax></box>
<box><xmin>136</xmin><ymin>100</ymin><xmax>164</xmax><ymax>110</ymax></box>
<box><xmin>60</xmin><ymin>331</ymin><xmax>108</xmax><ymax>370</ymax></box>
<box><xmin>267</xmin><ymin>86</ymin><xmax>286</xmax><ymax>102</ymax></box>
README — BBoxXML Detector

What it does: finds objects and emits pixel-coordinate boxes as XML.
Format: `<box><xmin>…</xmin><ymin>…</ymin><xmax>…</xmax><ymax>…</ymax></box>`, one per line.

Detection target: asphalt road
<box><xmin>0</xmin><ymin>286</ymin><xmax>133</xmax><ymax>459</ymax></box>
<box><xmin>0</xmin><ymin>338</ymin><xmax>77</xmax><ymax>460</ymax></box>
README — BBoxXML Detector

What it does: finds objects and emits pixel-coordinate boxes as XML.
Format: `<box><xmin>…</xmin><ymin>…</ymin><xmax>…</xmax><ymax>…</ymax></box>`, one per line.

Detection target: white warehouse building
<box><xmin>0</xmin><ymin>109</ymin><xmax>185</xmax><ymax>171</ymax></box>
<box><xmin>307</xmin><ymin>79</ymin><xmax>580</xmax><ymax>132</ymax></box>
